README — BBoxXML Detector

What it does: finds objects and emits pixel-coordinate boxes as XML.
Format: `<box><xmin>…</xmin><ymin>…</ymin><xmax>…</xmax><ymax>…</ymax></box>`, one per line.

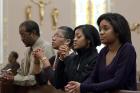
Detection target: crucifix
<box><xmin>31</xmin><ymin>0</ymin><xmax>51</xmax><ymax>24</ymax></box>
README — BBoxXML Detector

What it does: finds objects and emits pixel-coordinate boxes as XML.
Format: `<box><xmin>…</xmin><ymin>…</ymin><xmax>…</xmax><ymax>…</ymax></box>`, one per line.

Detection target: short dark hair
<box><xmin>97</xmin><ymin>13</ymin><xmax>131</xmax><ymax>44</ymax></box>
<box><xmin>58</xmin><ymin>26</ymin><xmax>74</xmax><ymax>47</ymax></box>
<box><xmin>19</xmin><ymin>20</ymin><xmax>40</xmax><ymax>36</ymax></box>
<box><xmin>74</xmin><ymin>24</ymin><xmax>101</xmax><ymax>47</ymax></box>
<box><xmin>11</xmin><ymin>51</ymin><xmax>18</xmax><ymax>60</ymax></box>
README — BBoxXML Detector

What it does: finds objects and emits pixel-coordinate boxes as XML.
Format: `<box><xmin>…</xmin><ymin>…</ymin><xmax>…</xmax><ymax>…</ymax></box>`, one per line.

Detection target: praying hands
<box><xmin>65</xmin><ymin>81</ymin><xmax>81</xmax><ymax>93</ymax></box>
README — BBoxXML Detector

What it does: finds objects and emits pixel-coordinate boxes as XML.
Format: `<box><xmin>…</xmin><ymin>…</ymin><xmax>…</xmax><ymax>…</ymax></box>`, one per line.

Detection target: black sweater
<box><xmin>35</xmin><ymin>47</ymin><xmax>98</xmax><ymax>89</ymax></box>
<box><xmin>54</xmin><ymin>47</ymin><xmax>98</xmax><ymax>89</ymax></box>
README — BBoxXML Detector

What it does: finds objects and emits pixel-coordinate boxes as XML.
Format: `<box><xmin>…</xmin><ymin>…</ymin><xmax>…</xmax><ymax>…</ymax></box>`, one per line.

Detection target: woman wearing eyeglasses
<box><xmin>54</xmin><ymin>24</ymin><xmax>101</xmax><ymax>90</ymax></box>
<box><xmin>33</xmin><ymin>26</ymin><xmax>74</xmax><ymax>85</ymax></box>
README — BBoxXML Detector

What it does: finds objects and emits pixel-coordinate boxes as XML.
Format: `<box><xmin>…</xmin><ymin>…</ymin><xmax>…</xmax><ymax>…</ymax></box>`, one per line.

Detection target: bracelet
<box><xmin>59</xmin><ymin>57</ymin><xmax>64</xmax><ymax>61</ymax></box>
<box><xmin>40</xmin><ymin>56</ymin><xmax>47</xmax><ymax>63</ymax></box>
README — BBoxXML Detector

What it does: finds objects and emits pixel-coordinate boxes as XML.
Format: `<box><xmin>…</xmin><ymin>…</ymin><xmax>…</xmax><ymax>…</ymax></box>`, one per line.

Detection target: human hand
<box><xmin>33</xmin><ymin>48</ymin><xmax>51</xmax><ymax>68</ymax></box>
<box><xmin>58</xmin><ymin>44</ymin><xmax>69</xmax><ymax>60</ymax></box>
<box><xmin>2</xmin><ymin>70</ymin><xmax>14</xmax><ymax>80</ymax></box>
<box><xmin>65</xmin><ymin>81</ymin><xmax>80</xmax><ymax>93</ymax></box>
<box><xmin>33</xmin><ymin>48</ymin><xmax>45</xmax><ymax>60</ymax></box>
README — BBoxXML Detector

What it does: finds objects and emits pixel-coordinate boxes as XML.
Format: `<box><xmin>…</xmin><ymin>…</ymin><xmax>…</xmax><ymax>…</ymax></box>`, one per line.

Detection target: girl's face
<box><xmin>99</xmin><ymin>19</ymin><xmax>119</xmax><ymax>45</ymax></box>
<box><xmin>74</xmin><ymin>28</ymin><xmax>89</xmax><ymax>49</ymax></box>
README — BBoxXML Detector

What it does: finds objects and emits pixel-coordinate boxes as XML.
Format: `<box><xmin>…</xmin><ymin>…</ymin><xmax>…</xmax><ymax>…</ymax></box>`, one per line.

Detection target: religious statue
<box><xmin>131</xmin><ymin>23</ymin><xmax>140</xmax><ymax>33</ymax></box>
<box><xmin>31</xmin><ymin>0</ymin><xmax>51</xmax><ymax>24</ymax></box>
<box><xmin>51</xmin><ymin>8</ymin><xmax>59</xmax><ymax>31</ymax></box>
<box><xmin>25</xmin><ymin>5</ymin><xmax>32</xmax><ymax>20</ymax></box>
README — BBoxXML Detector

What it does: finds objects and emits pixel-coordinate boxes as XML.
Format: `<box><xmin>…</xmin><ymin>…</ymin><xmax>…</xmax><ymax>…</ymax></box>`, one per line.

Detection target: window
<box><xmin>75</xmin><ymin>0</ymin><xmax>110</xmax><ymax>51</ymax></box>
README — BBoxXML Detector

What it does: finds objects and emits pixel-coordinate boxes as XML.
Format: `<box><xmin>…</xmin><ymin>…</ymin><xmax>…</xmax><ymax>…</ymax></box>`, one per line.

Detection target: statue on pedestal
<box><xmin>51</xmin><ymin>8</ymin><xmax>59</xmax><ymax>31</ymax></box>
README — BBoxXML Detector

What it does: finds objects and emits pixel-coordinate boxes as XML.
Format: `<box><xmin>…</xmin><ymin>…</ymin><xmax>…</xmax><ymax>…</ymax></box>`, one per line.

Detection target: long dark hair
<box><xmin>97</xmin><ymin>13</ymin><xmax>131</xmax><ymax>44</ymax></box>
<box><xmin>74</xmin><ymin>24</ymin><xmax>101</xmax><ymax>48</ymax></box>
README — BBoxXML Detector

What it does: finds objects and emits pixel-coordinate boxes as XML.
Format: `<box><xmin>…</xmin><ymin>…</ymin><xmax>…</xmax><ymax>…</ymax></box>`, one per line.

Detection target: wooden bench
<box><xmin>113</xmin><ymin>90</ymin><xmax>140</xmax><ymax>93</ymax></box>
<box><xmin>137</xmin><ymin>82</ymin><xmax>140</xmax><ymax>90</ymax></box>
<box><xmin>0</xmin><ymin>78</ymin><xmax>14</xmax><ymax>93</ymax></box>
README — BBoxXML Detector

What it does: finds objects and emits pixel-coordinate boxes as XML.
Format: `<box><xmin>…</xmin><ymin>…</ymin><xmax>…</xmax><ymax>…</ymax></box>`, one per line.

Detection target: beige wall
<box><xmin>3</xmin><ymin>0</ymin><xmax>75</xmax><ymax>65</ymax></box>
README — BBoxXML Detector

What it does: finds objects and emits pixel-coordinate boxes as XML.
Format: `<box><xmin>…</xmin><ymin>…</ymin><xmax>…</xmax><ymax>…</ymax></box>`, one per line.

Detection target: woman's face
<box><xmin>52</xmin><ymin>29</ymin><xmax>67</xmax><ymax>49</ymax></box>
<box><xmin>99</xmin><ymin>19</ymin><xmax>118</xmax><ymax>45</ymax></box>
<box><xmin>74</xmin><ymin>28</ymin><xmax>89</xmax><ymax>49</ymax></box>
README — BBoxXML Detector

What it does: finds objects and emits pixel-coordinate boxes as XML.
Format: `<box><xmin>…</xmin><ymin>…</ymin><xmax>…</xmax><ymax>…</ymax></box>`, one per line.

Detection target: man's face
<box><xmin>19</xmin><ymin>26</ymin><xmax>34</xmax><ymax>47</ymax></box>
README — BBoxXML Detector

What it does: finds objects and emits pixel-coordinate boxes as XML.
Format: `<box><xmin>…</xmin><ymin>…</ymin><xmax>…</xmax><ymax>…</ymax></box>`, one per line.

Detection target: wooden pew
<box><xmin>35</xmin><ymin>85</ymin><xmax>65</xmax><ymax>93</ymax></box>
<box><xmin>137</xmin><ymin>82</ymin><xmax>140</xmax><ymax>90</ymax></box>
<box><xmin>0</xmin><ymin>78</ymin><xmax>14</xmax><ymax>93</ymax></box>
<box><xmin>14</xmin><ymin>85</ymin><xmax>65</xmax><ymax>93</ymax></box>
<box><xmin>113</xmin><ymin>90</ymin><xmax>140</xmax><ymax>93</ymax></box>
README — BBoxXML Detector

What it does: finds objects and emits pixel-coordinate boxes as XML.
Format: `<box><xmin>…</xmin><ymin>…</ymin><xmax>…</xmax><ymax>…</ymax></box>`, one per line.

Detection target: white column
<box><xmin>0</xmin><ymin>0</ymin><xmax>3</xmax><ymax>64</ymax></box>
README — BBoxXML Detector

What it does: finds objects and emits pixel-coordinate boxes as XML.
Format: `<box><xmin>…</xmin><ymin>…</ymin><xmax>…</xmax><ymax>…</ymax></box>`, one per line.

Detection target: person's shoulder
<box><xmin>121</xmin><ymin>42</ymin><xmax>135</xmax><ymax>51</ymax></box>
<box><xmin>118</xmin><ymin>42</ymin><xmax>136</xmax><ymax>57</ymax></box>
<box><xmin>63</xmin><ymin>52</ymin><xmax>77</xmax><ymax>64</ymax></box>
<box><xmin>38</xmin><ymin>37</ymin><xmax>52</xmax><ymax>47</ymax></box>
<box><xmin>49</xmin><ymin>55</ymin><xmax>56</xmax><ymax>66</ymax></box>
<box><xmin>40</xmin><ymin>39</ymin><xmax>54</xmax><ymax>51</ymax></box>
<box><xmin>99</xmin><ymin>46</ymin><xmax>108</xmax><ymax>55</ymax></box>
<box><xmin>64</xmin><ymin>52</ymin><xmax>76</xmax><ymax>61</ymax></box>
<box><xmin>42</xmin><ymin>40</ymin><xmax>53</xmax><ymax>49</ymax></box>
<box><xmin>15</xmin><ymin>62</ymin><xmax>20</xmax><ymax>66</ymax></box>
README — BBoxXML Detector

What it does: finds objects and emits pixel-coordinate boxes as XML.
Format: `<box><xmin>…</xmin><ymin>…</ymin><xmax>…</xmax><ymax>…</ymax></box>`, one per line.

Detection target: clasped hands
<box><xmin>0</xmin><ymin>69</ymin><xmax>14</xmax><ymax>80</ymax></box>
<box><xmin>65</xmin><ymin>81</ymin><xmax>81</xmax><ymax>93</ymax></box>
<box><xmin>33</xmin><ymin>43</ymin><xmax>69</xmax><ymax>62</ymax></box>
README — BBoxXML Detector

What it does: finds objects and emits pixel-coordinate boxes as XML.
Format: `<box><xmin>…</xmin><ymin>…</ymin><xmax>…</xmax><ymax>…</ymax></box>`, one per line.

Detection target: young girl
<box><xmin>66</xmin><ymin>13</ymin><xmax>137</xmax><ymax>93</ymax></box>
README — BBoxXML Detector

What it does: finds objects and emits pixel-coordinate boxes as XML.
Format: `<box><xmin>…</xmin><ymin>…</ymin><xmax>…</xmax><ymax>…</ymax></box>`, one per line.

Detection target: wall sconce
<box><xmin>130</xmin><ymin>23</ymin><xmax>140</xmax><ymax>33</ymax></box>
<box><xmin>51</xmin><ymin>8</ymin><xmax>59</xmax><ymax>31</ymax></box>
<box><xmin>25</xmin><ymin>5</ymin><xmax>32</xmax><ymax>20</ymax></box>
